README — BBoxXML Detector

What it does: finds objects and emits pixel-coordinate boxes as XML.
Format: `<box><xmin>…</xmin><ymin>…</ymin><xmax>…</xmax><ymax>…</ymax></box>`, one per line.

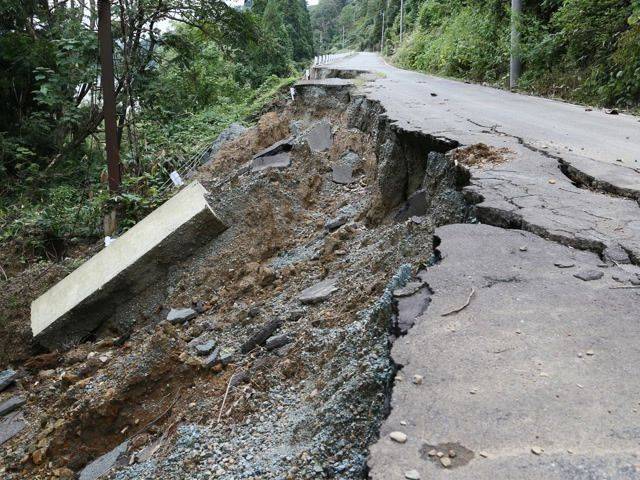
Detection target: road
<box><xmin>306</xmin><ymin>54</ymin><xmax>640</xmax><ymax>479</ymax></box>
<box><xmin>327</xmin><ymin>52</ymin><xmax>640</xmax><ymax>172</ymax></box>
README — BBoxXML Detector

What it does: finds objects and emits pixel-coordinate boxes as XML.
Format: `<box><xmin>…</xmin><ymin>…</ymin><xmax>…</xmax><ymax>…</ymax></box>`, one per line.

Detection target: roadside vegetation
<box><xmin>0</xmin><ymin>0</ymin><xmax>313</xmax><ymax>263</ymax></box>
<box><xmin>311</xmin><ymin>0</ymin><xmax>640</xmax><ymax>109</ymax></box>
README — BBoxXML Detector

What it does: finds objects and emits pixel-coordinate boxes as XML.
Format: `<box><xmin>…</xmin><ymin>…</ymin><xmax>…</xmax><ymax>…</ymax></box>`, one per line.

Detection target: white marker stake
<box><xmin>104</xmin><ymin>236</ymin><xmax>114</xmax><ymax>247</ymax></box>
<box><xmin>290</xmin><ymin>87</ymin><xmax>296</xmax><ymax>101</ymax></box>
<box><xmin>170</xmin><ymin>171</ymin><xmax>184</xmax><ymax>187</ymax></box>
<box><xmin>305</xmin><ymin>69</ymin><xmax>310</xmax><ymax>80</ymax></box>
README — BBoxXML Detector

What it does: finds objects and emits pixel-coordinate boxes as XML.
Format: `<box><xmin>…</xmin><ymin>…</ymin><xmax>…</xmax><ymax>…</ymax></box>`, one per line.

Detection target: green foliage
<box><xmin>312</xmin><ymin>0</ymin><xmax>640</xmax><ymax>108</ymax></box>
<box><xmin>0</xmin><ymin>0</ymin><xmax>311</xmax><ymax>260</ymax></box>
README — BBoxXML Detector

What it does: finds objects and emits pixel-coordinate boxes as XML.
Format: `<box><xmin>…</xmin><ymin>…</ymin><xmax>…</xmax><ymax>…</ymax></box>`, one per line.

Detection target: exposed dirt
<box><xmin>451</xmin><ymin>143</ymin><xmax>512</xmax><ymax>167</ymax></box>
<box><xmin>0</xmin><ymin>82</ymin><xmax>468</xmax><ymax>479</ymax></box>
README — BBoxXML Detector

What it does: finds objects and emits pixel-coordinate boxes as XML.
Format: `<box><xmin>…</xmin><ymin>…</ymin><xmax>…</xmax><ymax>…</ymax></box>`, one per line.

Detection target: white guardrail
<box><xmin>312</xmin><ymin>51</ymin><xmax>355</xmax><ymax>67</ymax></box>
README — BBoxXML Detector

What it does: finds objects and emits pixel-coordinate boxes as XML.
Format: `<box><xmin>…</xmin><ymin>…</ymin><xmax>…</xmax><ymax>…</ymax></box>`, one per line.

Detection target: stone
<box><xmin>0</xmin><ymin>395</ymin><xmax>25</xmax><ymax>417</ymax></box>
<box><xmin>203</xmin><ymin>123</ymin><xmax>247</xmax><ymax>166</ymax></box>
<box><xmin>531</xmin><ymin>446</ymin><xmax>543</xmax><ymax>455</ymax></box>
<box><xmin>412</xmin><ymin>375</ymin><xmax>423</xmax><ymax>385</ymax></box>
<box><xmin>240</xmin><ymin>318</ymin><xmax>283</xmax><ymax>353</ymax></box>
<box><xmin>53</xmin><ymin>467</ymin><xmax>75</xmax><ymax>479</ymax></box>
<box><xmin>0</xmin><ymin>369</ymin><xmax>17</xmax><ymax>392</ymax></box>
<box><xmin>331</xmin><ymin>165</ymin><xmax>354</xmax><ymax>184</ymax></box>
<box><xmin>298</xmin><ymin>278</ymin><xmax>338</xmax><ymax>304</ymax></box>
<box><xmin>78</xmin><ymin>440</ymin><xmax>129</xmax><ymax>480</ymax></box>
<box><xmin>404</xmin><ymin>469</ymin><xmax>421</xmax><ymax>479</ymax></box>
<box><xmin>32</xmin><ymin>447</ymin><xmax>46</xmax><ymax>464</ymax></box>
<box><xmin>427</xmin><ymin>449</ymin><xmax>437</xmax><ymax>456</ymax></box>
<box><xmin>325</xmin><ymin>216</ymin><xmax>348</xmax><ymax>231</ymax></box>
<box><xmin>0</xmin><ymin>411</ymin><xmax>26</xmax><ymax>445</ymax></box>
<box><xmin>394</xmin><ymin>189</ymin><xmax>428</xmax><ymax>222</ymax></box>
<box><xmin>304</xmin><ymin>120</ymin><xmax>332</xmax><ymax>152</ymax></box>
<box><xmin>554</xmin><ymin>261</ymin><xmax>575</xmax><ymax>268</ymax></box>
<box><xmin>167</xmin><ymin>308</ymin><xmax>198</xmax><ymax>324</ymax></box>
<box><xmin>573</xmin><ymin>269</ymin><xmax>604</xmax><ymax>281</ymax></box>
<box><xmin>31</xmin><ymin>182</ymin><xmax>226</xmax><ymax>349</ymax></box>
<box><xmin>202</xmin><ymin>348</ymin><xmax>220</xmax><ymax>368</ymax></box>
<box><xmin>440</xmin><ymin>457</ymin><xmax>452</xmax><ymax>467</ymax></box>
<box><xmin>195</xmin><ymin>340</ymin><xmax>216</xmax><ymax>356</ymax></box>
<box><xmin>266</xmin><ymin>334</ymin><xmax>292</xmax><ymax>350</ymax></box>
<box><xmin>389</xmin><ymin>431</ymin><xmax>407</xmax><ymax>443</ymax></box>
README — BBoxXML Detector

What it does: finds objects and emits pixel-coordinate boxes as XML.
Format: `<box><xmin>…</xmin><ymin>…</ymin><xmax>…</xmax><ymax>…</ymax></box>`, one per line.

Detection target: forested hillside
<box><xmin>311</xmin><ymin>0</ymin><xmax>640</xmax><ymax>108</ymax></box>
<box><xmin>0</xmin><ymin>0</ymin><xmax>313</xmax><ymax>262</ymax></box>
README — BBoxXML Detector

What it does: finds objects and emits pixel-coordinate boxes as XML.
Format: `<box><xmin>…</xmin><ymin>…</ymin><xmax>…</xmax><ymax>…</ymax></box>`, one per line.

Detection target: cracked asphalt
<box><xmin>315</xmin><ymin>53</ymin><xmax>640</xmax><ymax>478</ymax></box>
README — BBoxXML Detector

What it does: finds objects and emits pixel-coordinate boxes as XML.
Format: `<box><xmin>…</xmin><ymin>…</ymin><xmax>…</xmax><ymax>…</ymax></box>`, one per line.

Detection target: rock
<box><xmin>202</xmin><ymin>348</ymin><xmax>220</xmax><ymax>368</ymax></box>
<box><xmin>195</xmin><ymin>340</ymin><xmax>217</xmax><ymax>356</ymax></box>
<box><xmin>389</xmin><ymin>431</ymin><xmax>407</xmax><ymax>443</ymax></box>
<box><xmin>38</xmin><ymin>369</ymin><xmax>56</xmax><ymax>380</ymax></box>
<box><xmin>331</xmin><ymin>165</ymin><xmax>354</xmax><ymax>184</ymax></box>
<box><xmin>340</xmin><ymin>151</ymin><xmax>361</xmax><ymax>168</ymax></box>
<box><xmin>286</xmin><ymin>309</ymin><xmax>305</xmax><ymax>322</ymax></box>
<box><xmin>298</xmin><ymin>278</ymin><xmax>338</xmax><ymax>304</ymax></box>
<box><xmin>304</xmin><ymin>120</ymin><xmax>332</xmax><ymax>152</ymax></box>
<box><xmin>0</xmin><ymin>369</ymin><xmax>17</xmax><ymax>392</ymax></box>
<box><xmin>479</xmin><ymin>451</ymin><xmax>489</xmax><ymax>458</ymax></box>
<box><xmin>554</xmin><ymin>261</ymin><xmax>575</xmax><ymax>268</ymax></box>
<box><xmin>220</xmin><ymin>350</ymin><xmax>236</xmax><ymax>366</ymax></box>
<box><xmin>440</xmin><ymin>457</ymin><xmax>452</xmax><ymax>468</ymax></box>
<box><xmin>253</xmin><ymin>136</ymin><xmax>293</xmax><ymax>160</ymax></box>
<box><xmin>573</xmin><ymin>270</ymin><xmax>604</xmax><ymax>281</ymax></box>
<box><xmin>325</xmin><ymin>216</ymin><xmax>348</xmax><ymax>231</ymax></box>
<box><xmin>404</xmin><ymin>469</ymin><xmax>421</xmax><ymax>479</ymax></box>
<box><xmin>32</xmin><ymin>447</ymin><xmax>47</xmax><ymax>465</ymax></box>
<box><xmin>394</xmin><ymin>189</ymin><xmax>428</xmax><ymax>222</ymax></box>
<box><xmin>78</xmin><ymin>440</ymin><xmax>129</xmax><ymax>480</ymax></box>
<box><xmin>240</xmin><ymin>318</ymin><xmax>283</xmax><ymax>353</ymax></box>
<box><xmin>266</xmin><ymin>334</ymin><xmax>292</xmax><ymax>350</ymax></box>
<box><xmin>412</xmin><ymin>375</ymin><xmax>423</xmax><ymax>385</ymax></box>
<box><xmin>0</xmin><ymin>412</ymin><xmax>26</xmax><ymax>445</ymax></box>
<box><xmin>167</xmin><ymin>308</ymin><xmax>197</xmax><ymax>324</ymax></box>
<box><xmin>52</xmin><ymin>467</ymin><xmax>75</xmax><ymax>479</ymax></box>
<box><xmin>0</xmin><ymin>396</ymin><xmax>26</xmax><ymax>417</ymax></box>
<box><xmin>427</xmin><ymin>449</ymin><xmax>437</xmax><ymax>456</ymax></box>
<box><xmin>203</xmin><ymin>123</ymin><xmax>247</xmax><ymax>166</ymax></box>
<box><xmin>531</xmin><ymin>446</ymin><xmax>543</xmax><ymax>455</ymax></box>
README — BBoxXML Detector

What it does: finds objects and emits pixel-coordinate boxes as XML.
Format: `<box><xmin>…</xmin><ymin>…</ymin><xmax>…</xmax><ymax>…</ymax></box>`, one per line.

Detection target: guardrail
<box><xmin>312</xmin><ymin>51</ymin><xmax>355</xmax><ymax>66</ymax></box>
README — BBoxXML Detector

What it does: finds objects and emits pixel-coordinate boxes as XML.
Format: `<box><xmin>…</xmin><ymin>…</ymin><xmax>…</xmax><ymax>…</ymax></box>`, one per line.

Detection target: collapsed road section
<box><xmin>2</xmin><ymin>54</ymin><xmax>639</xmax><ymax>480</ymax></box>
<box><xmin>307</xmin><ymin>54</ymin><xmax>640</xmax><ymax>479</ymax></box>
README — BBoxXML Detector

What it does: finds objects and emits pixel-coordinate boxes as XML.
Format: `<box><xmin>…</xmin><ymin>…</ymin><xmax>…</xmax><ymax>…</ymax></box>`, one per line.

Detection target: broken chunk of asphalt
<box><xmin>298</xmin><ymin>278</ymin><xmax>338</xmax><ymax>304</ymax></box>
<box><xmin>167</xmin><ymin>308</ymin><xmax>198</xmax><ymax>324</ymax></box>
<box><xmin>304</xmin><ymin>120</ymin><xmax>332</xmax><ymax>152</ymax></box>
<box><xmin>0</xmin><ymin>369</ymin><xmax>17</xmax><ymax>392</ymax></box>
<box><xmin>554</xmin><ymin>261</ymin><xmax>575</xmax><ymax>268</ymax></box>
<box><xmin>240</xmin><ymin>318</ymin><xmax>283</xmax><ymax>354</ymax></box>
<box><xmin>603</xmin><ymin>244</ymin><xmax>631</xmax><ymax>265</ymax></box>
<box><xmin>0</xmin><ymin>395</ymin><xmax>26</xmax><ymax>417</ymax></box>
<box><xmin>0</xmin><ymin>412</ymin><xmax>26</xmax><ymax>446</ymax></box>
<box><xmin>78</xmin><ymin>440</ymin><xmax>129</xmax><ymax>480</ymax></box>
<box><xmin>573</xmin><ymin>269</ymin><xmax>604</xmax><ymax>281</ymax></box>
<box><xmin>251</xmin><ymin>152</ymin><xmax>291</xmax><ymax>172</ymax></box>
<box><xmin>266</xmin><ymin>334</ymin><xmax>292</xmax><ymax>350</ymax></box>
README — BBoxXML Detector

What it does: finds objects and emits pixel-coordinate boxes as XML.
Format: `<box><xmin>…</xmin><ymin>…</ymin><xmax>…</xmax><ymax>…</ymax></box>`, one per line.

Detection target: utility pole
<box><xmin>509</xmin><ymin>0</ymin><xmax>521</xmax><ymax>89</ymax></box>
<box><xmin>399</xmin><ymin>0</ymin><xmax>404</xmax><ymax>44</ymax></box>
<box><xmin>380</xmin><ymin>10</ymin><xmax>385</xmax><ymax>52</ymax></box>
<box><xmin>98</xmin><ymin>0</ymin><xmax>121</xmax><ymax>235</ymax></box>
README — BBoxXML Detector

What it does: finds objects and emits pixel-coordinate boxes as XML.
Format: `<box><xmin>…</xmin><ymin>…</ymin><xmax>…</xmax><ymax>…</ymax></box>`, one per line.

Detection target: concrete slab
<box><xmin>368</xmin><ymin>223</ymin><xmax>640</xmax><ymax>479</ymax></box>
<box><xmin>31</xmin><ymin>182</ymin><xmax>226</xmax><ymax>349</ymax></box>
